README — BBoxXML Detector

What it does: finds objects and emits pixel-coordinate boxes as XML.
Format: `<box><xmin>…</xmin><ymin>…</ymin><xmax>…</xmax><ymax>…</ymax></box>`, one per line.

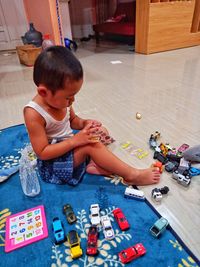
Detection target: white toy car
<box><xmin>90</xmin><ymin>204</ymin><xmax>101</xmax><ymax>225</ymax></box>
<box><xmin>151</xmin><ymin>188</ymin><xmax>162</xmax><ymax>202</ymax></box>
<box><xmin>101</xmin><ymin>215</ymin><xmax>115</xmax><ymax>240</ymax></box>
<box><xmin>124</xmin><ymin>187</ymin><xmax>145</xmax><ymax>201</ymax></box>
<box><xmin>172</xmin><ymin>166</ymin><xmax>191</xmax><ymax>187</ymax></box>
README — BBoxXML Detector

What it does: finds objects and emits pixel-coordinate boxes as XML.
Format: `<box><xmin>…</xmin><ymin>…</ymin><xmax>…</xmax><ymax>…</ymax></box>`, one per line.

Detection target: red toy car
<box><xmin>118</xmin><ymin>243</ymin><xmax>146</xmax><ymax>264</ymax></box>
<box><xmin>112</xmin><ymin>208</ymin><xmax>130</xmax><ymax>231</ymax></box>
<box><xmin>86</xmin><ymin>226</ymin><xmax>99</xmax><ymax>256</ymax></box>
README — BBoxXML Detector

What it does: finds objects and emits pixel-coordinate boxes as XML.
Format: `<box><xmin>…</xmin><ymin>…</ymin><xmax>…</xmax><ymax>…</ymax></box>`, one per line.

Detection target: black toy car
<box><xmin>63</xmin><ymin>204</ymin><xmax>77</xmax><ymax>224</ymax></box>
<box><xmin>153</xmin><ymin>151</ymin><xmax>168</xmax><ymax>164</ymax></box>
<box><xmin>166</xmin><ymin>152</ymin><xmax>182</xmax><ymax>163</ymax></box>
<box><xmin>165</xmin><ymin>161</ymin><xmax>179</xmax><ymax>172</ymax></box>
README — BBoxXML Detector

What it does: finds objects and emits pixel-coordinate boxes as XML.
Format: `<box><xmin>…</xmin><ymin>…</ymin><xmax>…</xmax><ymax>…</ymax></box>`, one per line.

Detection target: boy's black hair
<box><xmin>33</xmin><ymin>45</ymin><xmax>83</xmax><ymax>93</ymax></box>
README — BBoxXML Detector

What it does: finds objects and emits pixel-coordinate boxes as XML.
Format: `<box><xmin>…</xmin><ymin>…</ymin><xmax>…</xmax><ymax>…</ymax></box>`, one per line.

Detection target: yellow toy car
<box><xmin>67</xmin><ymin>230</ymin><xmax>83</xmax><ymax>259</ymax></box>
<box><xmin>159</xmin><ymin>143</ymin><xmax>168</xmax><ymax>156</ymax></box>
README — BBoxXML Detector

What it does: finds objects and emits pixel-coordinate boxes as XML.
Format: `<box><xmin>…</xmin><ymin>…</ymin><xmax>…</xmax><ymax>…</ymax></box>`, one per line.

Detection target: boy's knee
<box><xmin>77</xmin><ymin>142</ymin><xmax>103</xmax><ymax>154</ymax></box>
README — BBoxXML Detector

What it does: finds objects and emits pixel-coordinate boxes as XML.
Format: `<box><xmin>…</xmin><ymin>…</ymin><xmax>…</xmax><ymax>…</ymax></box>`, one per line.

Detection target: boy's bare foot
<box><xmin>123</xmin><ymin>167</ymin><xmax>160</xmax><ymax>186</ymax></box>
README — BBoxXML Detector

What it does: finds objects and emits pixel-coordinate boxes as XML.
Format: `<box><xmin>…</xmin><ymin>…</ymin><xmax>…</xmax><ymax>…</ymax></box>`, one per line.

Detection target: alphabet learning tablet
<box><xmin>5</xmin><ymin>205</ymin><xmax>48</xmax><ymax>252</ymax></box>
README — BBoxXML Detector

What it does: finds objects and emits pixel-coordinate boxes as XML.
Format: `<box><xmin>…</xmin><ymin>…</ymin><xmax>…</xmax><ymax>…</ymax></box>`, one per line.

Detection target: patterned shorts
<box><xmin>37</xmin><ymin>151</ymin><xmax>86</xmax><ymax>186</ymax></box>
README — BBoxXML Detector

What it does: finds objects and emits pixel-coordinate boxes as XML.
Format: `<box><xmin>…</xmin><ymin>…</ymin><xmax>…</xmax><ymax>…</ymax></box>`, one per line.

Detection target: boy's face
<box><xmin>44</xmin><ymin>79</ymin><xmax>83</xmax><ymax>109</ymax></box>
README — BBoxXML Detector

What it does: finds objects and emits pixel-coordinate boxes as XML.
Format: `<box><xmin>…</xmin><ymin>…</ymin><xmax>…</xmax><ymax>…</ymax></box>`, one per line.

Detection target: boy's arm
<box><xmin>69</xmin><ymin>107</ymin><xmax>86</xmax><ymax>130</ymax></box>
<box><xmin>24</xmin><ymin>108</ymin><xmax>100</xmax><ymax>160</ymax></box>
<box><xmin>70</xmin><ymin>107</ymin><xmax>102</xmax><ymax>130</ymax></box>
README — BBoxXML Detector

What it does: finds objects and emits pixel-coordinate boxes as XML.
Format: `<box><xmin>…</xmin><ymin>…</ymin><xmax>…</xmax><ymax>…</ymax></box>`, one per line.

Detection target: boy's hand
<box><xmin>84</xmin><ymin>119</ymin><xmax>102</xmax><ymax>128</ymax></box>
<box><xmin>72</xmin><ymin>123</ymin><xmax>101</xmax><ymax>146</ymax></box>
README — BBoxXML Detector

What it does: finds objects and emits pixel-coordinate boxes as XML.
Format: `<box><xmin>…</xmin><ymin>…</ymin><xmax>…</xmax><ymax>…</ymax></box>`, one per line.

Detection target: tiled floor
<box><xmin>0</xmin><ymin>41</ymin><xmax>200</xmax><ymax>258</ymax></box>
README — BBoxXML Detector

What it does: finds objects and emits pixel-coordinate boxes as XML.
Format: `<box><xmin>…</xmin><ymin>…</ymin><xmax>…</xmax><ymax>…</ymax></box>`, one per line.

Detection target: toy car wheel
<box><xmin>183</xmin><ymin>170</ymin><xmax>188</xmax><ymax>176</ymax></box>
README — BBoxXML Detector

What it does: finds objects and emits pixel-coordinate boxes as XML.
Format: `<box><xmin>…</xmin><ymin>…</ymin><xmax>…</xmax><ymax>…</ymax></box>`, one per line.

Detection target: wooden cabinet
<box><xmin>135</xmin><ymin>0</ymin><xmax>200</xmax><ymax>54</ymax></box>
<box><xmin>0</xmin><ymin>0</ymin><xmax>28</xmax><ymax>50</ymax></box>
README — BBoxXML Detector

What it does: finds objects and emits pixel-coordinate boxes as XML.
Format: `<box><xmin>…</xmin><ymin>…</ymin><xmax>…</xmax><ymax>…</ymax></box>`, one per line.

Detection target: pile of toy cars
<box><xmin>149</xmin><ymin>132</ymin><xmax>200</xmax><ymax>187</ymax></box>
<box><xmin>51</xmin><ymin>200</ymin><xmax>173</xmax><ymax>264</ymax></box>
<box><xmin>52</xmin><ymin>202</ymin><xmax>150</xmax><ymax>264</ymax></box>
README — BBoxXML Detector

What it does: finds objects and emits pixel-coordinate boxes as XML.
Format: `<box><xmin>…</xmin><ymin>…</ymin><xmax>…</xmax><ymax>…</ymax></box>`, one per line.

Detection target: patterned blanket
<box><xmin>0</xmin><ymin>124</ymin><xmax>199</xmax><ymax>267</ymax></box>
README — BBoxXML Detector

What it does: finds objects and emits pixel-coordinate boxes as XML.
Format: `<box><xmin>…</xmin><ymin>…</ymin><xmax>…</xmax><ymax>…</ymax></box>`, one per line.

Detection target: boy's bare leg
<box><xmin>86</xmin><ymin>126</ymin><xmax>115</xmax><ymax>175</ymax></box>
<box><xmin>73</xmin><ymin>142</ymin><xmax>160</xmax><ymax>185</ymax></box>
<box><xmin>86</xmin><ymin>160</ymin><xmax>111</xmax><ymax>176</ymax></box>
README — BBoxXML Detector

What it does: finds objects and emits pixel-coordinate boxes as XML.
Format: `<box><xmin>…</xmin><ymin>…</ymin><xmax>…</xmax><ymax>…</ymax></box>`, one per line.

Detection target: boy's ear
<box><xmin>37</xmin><ymin>86</ymin><xmax>48</xmax><ymax>97</ymax></box>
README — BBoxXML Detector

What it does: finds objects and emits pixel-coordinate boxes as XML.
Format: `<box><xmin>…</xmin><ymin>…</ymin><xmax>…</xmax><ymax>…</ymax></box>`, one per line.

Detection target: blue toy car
<box><xmin>189</xmin><ymin>167</ymin><xmax>200</xmax><ymax>177</ymax></box>
<box><xmin>52</xmin><ymin>217</ymin><xmax>66</xmax><ymax>244</ymax></box>
<box><xmin>150</xmin><ymin>217</ymin><xmax>169</xmax><ymax>238</ymax></box>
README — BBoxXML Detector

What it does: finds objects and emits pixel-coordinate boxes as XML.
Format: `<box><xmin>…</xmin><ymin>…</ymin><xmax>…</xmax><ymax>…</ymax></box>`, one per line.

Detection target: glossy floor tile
<box><xmin>0</xmin><ymin>41</ymin><xmax>200</xmax><ymax>258</ymax></box>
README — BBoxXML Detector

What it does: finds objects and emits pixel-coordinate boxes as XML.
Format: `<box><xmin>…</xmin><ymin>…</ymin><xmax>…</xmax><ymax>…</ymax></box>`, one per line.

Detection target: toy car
<box><xmin>153</xmin><ymin>151</ymin><xmax>168</xmax><ymax>164</ymax></box>
<box><xmin>52</xmin><ymin>217</ymin><xmax>66</xmax><ymax>244</ymax></box>
<box><xmin>149</xmin><ymin>136</ymin><xmax>158</xmax><ymax>150</ymax></box>
<box><xmin>177</xmin><ymin>143</ymin><xmax>189</xmax><ymax>153</ymax></box>
<box><xmin>113</xmin><ymin>208</ymin><xmax>130</xmax><ymax>231</ymax></box>
<box><xmin>67</xmin><ymin>230</ymin><xmax>83</xmax><ymax>259</ymax></box>
<box><xmin>63</xmin><ymin>204</ymin><xmax>77</xmax><ymax>224</ymax></box>
<box><xmin>124</xmin><ymin>187</ymin><xmax>145</xmax><ymax>201</ymax></box>
<box><xmin>90</xmin><ymin>204</ymin><xmax>101</xmax><ymax>225</ymax></box>
<box><xmin>152</xmin><ymin>161</ymin><xmax>163</xmax><ymax>173</ymax></box>
<box><xmin>176</xmin><ymin>144</ymin><xmax>189</xmax><ymax>157</ymax></box>
<box><xmin>152</xmin><ymin>186</ymin><xmax>169</xmax><ymax>202</ymax></box>
<box><xmin>165</xmin><ymin>161</ymin><xmax>179</xmax><ymax>172</ymax></box>
<box><xmin>151</xmin><ymin>131</ymin><xmax>161</xmax><ymax>140</ymax></box>
<box><xmin>149</xmin><ymin>131</ymin><xmax>161</xmax><ymax>150</ymax></box>
<box><xmin>167</xmin><ymin>147</ymin><xmax>177</xmax><ymax>154</ymax></box>
<box><xmin>165</xmin><ymin>143</ymin><xmax>173</xmax><ymax>151</ymax></box>
<box><xmin>118</xmin><ymin>243</ymin><xmax>146</xmax><ymax>264</ymax></box>
<box><xmin>159</xmin><ymin>143</ymin><xmax>168</xmax><ymax>156</ymax></box>
<box><xmin>172</xmin><ymin>166</ymin><xmax>191</xmax><ymax>187</ymax></box>
<box><xmin>101</xmin><ymin>215</ymin><xmax>115</xmax><ymax>240</ymax></box>
<box><xmin>86</xmin><ymin>226</ymin><xmax>99</xmax><ymax>256</ymax></box>
<box><xmin>150</xmin><ymin>217</ymin><xmax>169</xmax><ymax>238</ymax></box>
<box><xmin>189</xmin><ymin>167</ymin><xmax>200</xmax><ymax>177</ymax></box>
<box><xmin>179</xmin><ymin>158</ymin><xmax>191</xmax><ymax>168</ymax></box>
<box><xmin>167</xmin><ymin>152</ymin><xmax>182</xmax><ymax>163</ymax></box>
<box><xmin>151</xmin><ymin>188</ymin><xmax>162</xmax><ymax>202</ymax></box>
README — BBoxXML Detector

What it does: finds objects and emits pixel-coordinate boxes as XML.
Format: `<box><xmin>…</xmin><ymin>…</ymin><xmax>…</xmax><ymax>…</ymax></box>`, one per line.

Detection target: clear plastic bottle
<box><xmin>19</xmin><ymin>145</ymin><xmax>40</xmax><ymax>197</ymax></box>
<box><xmin>42</xmin><ymin>34</ymin><xmax>54</xmax><ymax>50</ymax></box>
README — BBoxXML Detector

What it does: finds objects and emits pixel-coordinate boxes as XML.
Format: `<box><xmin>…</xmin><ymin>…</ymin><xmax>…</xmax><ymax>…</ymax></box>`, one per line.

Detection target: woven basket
<box><xmin>16</xmin><ymin>45</ymin><xmax>42</xmax><ymax>66</ymax></box>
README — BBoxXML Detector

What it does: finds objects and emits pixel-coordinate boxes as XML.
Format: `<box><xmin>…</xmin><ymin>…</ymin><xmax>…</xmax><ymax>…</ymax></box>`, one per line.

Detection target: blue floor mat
<box><xmin>0</xmin><ymin>124</ymin><xmax>199</xmax><ymax>267</ymax></box>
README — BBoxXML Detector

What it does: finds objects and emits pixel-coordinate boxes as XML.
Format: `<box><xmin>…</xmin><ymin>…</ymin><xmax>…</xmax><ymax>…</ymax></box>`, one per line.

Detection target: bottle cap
<box><xmin>43</xmin><ymin>34</ymin><xmax>50</xmax><ymax>39</ymax></box>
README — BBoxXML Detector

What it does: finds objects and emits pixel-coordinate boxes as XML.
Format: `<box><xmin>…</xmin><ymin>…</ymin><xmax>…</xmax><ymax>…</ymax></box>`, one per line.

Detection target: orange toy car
<box><xmin>152</xmin><ymin>161</ymin><xmax>163</xmax><ymax>173</ymax></box>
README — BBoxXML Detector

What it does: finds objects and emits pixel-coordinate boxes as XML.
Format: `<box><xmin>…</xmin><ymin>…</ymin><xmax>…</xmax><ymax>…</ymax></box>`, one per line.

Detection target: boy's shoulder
<box><xmin>24</xmin><ymin>104</ymin><xmax>46</xmax><ymax>126</ymax></box>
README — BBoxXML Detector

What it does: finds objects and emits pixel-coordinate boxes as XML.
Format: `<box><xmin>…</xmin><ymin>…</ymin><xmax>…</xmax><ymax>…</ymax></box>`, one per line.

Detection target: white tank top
<box><xmin>25</xmin><ymin>101</ymin><xmax>73</xmax><ymax>142</ymax></box>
